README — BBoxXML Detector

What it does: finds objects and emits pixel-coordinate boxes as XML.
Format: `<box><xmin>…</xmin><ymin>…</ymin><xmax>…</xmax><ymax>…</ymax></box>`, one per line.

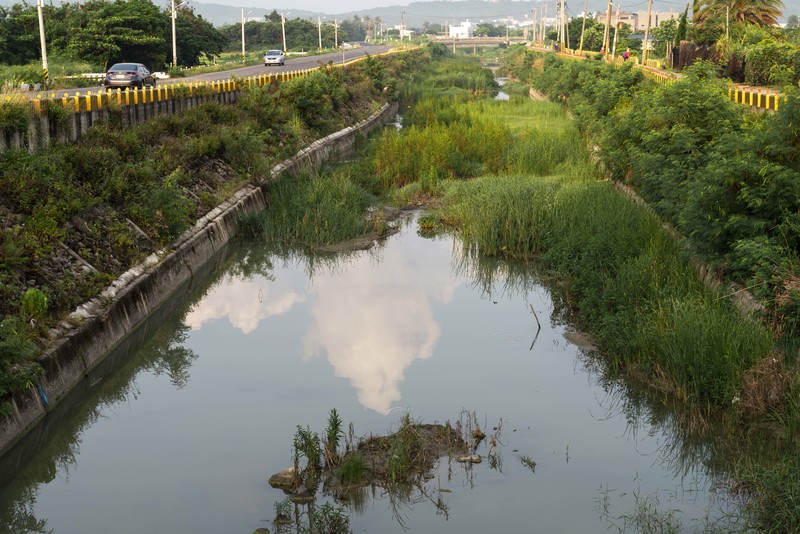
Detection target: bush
<box><xmin>745</xmin><ymin>39</ymin><xmax>800</xmax><ymax>87</ymax></box>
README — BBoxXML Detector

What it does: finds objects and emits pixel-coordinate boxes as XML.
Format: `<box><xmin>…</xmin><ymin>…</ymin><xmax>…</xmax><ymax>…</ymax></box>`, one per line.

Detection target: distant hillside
<box><xmin>1</xmin><ymin>0</ymin><xmax>797</xmax><ymax>27</ymax></box>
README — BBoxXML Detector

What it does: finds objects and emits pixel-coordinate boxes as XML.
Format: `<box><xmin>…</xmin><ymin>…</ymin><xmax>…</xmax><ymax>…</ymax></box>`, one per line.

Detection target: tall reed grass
<box><xmin>262</xmin><ymin>171</ymin><xmax>373</xmax><ymax>246</ymax></box>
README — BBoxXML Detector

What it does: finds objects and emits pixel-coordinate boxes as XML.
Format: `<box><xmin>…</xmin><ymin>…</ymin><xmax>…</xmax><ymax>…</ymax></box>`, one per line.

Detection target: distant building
<box><xmin>393</xmin><ymin>25</ymin><xmax>414</xmax><ymax>39</ymax></box>
<box><xmin>449</xmin><ymin>20</ymin><xmax>474</xmax><ymax>39</ymax></box>
<box><xmin>596</xmin><ymin>10</ymin><xmax>681</xmax><ymax>32</ymax></box>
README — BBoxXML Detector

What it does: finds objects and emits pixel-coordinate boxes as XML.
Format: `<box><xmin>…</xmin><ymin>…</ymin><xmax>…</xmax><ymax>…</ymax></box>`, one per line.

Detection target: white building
<box><xmin>393</xmin><ymin>25</ymin><xmax>414</xmax><ymax>39</ymax></box>
<box><xmin>449</xmin><ymin>20</ymin><xmax>474</xmax><ymax>39</ymax></box>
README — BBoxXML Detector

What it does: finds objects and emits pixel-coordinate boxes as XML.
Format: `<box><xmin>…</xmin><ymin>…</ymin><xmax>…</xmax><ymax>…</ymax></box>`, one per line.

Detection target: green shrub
<box><xmin>745</xmin><ymin>39</ymin><xmax>800</xmax><ymax>86</ymax></box>
<box><xmin>19</xmin><ymin>288</ymin><xmax>47</xmax><ymax>321</ymax></box>
<box><xmin>0</xmin><ymin>101</ymin><xmax>31</xmax><ymax>135</ymax></box>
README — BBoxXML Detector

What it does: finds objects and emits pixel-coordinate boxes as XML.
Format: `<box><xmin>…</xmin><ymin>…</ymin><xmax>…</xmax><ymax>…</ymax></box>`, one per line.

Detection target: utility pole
<box><xmin>611</xmin><ymin>2</ymin><xmax>621</xmax><ymax>58</ymax></box>
<box><xmin>602</xmin><ymin>0</ymin><xmax>612</xmax><ymax>57</ymax></box>
<box><xmin>281</xmin><ymin>13</ymin><xmax>287</xmax><ymax>54</ymax></box>
<box><xmin>642</xmin><ymin>0</ymin><xmax>653</xmax><ymax>64</ymax></box>
<box><xmin>334</xmin><ymin>19</ymin><xmax>338</xmax><ymax>48</ymax></box>
<box><xmin>542</xmin><ymin>3</ymin><xmax>547</xmax><ymax>44</ymax></box>
<box><xmin>36</xmin><ymin>0</ymin><xmax>48</xmax><ymax>84</ymax></box>
<box><xmin>171</xmin><ymin>0</ymin><xmax>178</xmax><ymax>66</ymax></box>
<box><xmin>400</xmin><ymin>11</ymin><xmax>405</xmax><ymax>41</ymax></box>
<box><xmin>578</xmin><ymin>0</ymin><xmax>588</xmax><ymax>54</ymax></box>
<box><xmin>241</xmin><ymin>9</ymin><xmax>246</xmax><ymax>62</ymax></box>
<box><xmin>317</xmin><ymin>16</ymin><xmax>322</xmax><ymax>51</ymax></box>
<box><xmin>726</xmin><ymin>5</ymin><xmax>729</xmax><ymax>40</ymax></box>
<box><xmin>532</xmin><ymin>7</ymin><xmax>536</xmax><ymax>43</ymax></box>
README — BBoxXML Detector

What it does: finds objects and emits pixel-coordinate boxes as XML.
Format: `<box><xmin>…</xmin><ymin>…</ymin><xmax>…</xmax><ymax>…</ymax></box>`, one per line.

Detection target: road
<box><xmin>42</xmin><ymin>43</ymin><xmax>392</xmax><ymax>98</ymax></box>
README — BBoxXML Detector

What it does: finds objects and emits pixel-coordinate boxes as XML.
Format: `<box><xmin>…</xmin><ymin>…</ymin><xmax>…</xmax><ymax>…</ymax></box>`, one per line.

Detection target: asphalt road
<box><xmin>42</xmin><ymin>43</ymin><xmax>392</xmax><ymax>98</ymax></box>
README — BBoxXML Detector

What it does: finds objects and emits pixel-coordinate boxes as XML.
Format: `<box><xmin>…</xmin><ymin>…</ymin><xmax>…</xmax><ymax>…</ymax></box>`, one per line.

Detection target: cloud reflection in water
<box><xmin>185</xmin><ymin>275</ymin><xmax>305</xmax><ymax>334</ymax></box>
<box><xmin>304</xmin><ymin>237</ymin><xmax>459</xmax><ymax>414</ymax></box>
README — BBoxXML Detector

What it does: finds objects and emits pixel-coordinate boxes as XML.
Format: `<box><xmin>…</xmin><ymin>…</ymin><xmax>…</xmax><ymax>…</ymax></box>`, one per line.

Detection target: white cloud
<box><xmin>185</xmin><ymin>276</ymin><xmax>304</xmax><ymax>334</ymax></box>
<box><xmin>304</xmin><ymin>238</ymin><xmax>458</xmax><ymax>414</ymax></box>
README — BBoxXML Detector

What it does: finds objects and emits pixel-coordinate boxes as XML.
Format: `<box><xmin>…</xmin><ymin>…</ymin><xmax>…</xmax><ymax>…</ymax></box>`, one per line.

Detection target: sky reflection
<box><xmin>303</xmin><ymin>237</ymin><xmax>459</xmax><ymax>414</ymax></box>
<box><xmin>184</xmin><ymin>229</ymin><xmax>460</xmax><ymax>414</ymax></box>
<box><xmin>185</xmin><ymin>275</ymin><xmax>305</xmax><ymax>334</ymax></box>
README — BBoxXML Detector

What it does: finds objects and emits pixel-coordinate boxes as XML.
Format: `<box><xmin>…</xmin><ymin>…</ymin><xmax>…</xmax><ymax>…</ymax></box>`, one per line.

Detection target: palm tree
<box><xmin>693</xmin><ymin>0</ymin><xmax>784</xmax><ymax>30</ymax></box>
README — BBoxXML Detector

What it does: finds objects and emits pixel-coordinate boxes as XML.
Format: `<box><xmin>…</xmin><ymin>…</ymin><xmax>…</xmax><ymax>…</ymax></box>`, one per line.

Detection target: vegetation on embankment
<box><xmin>0</xmin><ymin>48</ymin><xmax>428</xmax><ymax>416</ymax></box>
<box><xmin>501</xmin><ymin>48</ymin><xmax>800</xmax><ymax>343</ymax></box>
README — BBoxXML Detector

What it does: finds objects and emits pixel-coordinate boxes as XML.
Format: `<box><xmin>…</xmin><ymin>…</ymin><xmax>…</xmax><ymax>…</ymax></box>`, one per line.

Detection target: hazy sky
<box><xmin>211</xmin><ymin>0</ymin><xmax>411</xmax><ymax>13</ymax></box>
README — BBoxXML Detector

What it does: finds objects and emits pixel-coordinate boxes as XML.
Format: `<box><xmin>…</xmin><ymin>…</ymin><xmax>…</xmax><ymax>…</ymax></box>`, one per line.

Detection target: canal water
<box><xmin>0</xmin><ymin>213</ymin><xmax>739</xmax><ymax>533</ymax></box>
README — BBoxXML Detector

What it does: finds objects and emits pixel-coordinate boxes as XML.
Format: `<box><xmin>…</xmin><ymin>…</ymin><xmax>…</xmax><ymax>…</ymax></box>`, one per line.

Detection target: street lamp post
<box><xmin>171</xmin><ymin>0</ymin><xmax>177</xmax><ymax>67</ymax></box>
<box><xmin>281</xmin><ymin>12</ymin><xmax>288</xmax><ymax>54</ymax></box>
<box><xmin>36</xmin><ymin>0</ymin><xmax>48</xmax><ymax>84</ymax></box>
<box><xmin>241</xmin><ymin>9</ymin><xmax>252</xmax><ymax>62</ymax></box>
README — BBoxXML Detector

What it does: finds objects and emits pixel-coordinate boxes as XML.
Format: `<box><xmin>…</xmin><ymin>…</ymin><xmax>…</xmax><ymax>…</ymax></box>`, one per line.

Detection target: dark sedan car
<box><xmin>104</xmin><ymin>63</ymin><xmax>156</xmax><ymax>89</ymax></box>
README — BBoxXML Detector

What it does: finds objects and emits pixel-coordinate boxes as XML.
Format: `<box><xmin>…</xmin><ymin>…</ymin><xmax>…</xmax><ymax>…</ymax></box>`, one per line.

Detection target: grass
<box><xmin>261</xmin><ymin>170</ymin><xmax>374</xmax><ymax>247</ymax></box>
<box><xmin>336</xmin><ymin>454</ymin><xmax>368</xmax><ymax>484</ymax></box>
<box><xmin>733</xmin><ymin>454</ymin><xmax>800</xmax><ymax>532</ymax></box>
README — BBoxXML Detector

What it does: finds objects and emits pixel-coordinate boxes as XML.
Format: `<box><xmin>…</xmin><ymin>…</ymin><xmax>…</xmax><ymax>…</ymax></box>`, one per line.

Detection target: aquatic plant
<box><xmin>324</xmin><ymin>408</ymin><xmax>343</xmax><ymax>469</ymax></box>
<box><xmin>303</xmin><ymin>502</ymin><xmax>350</xmax><ymax>534</ymax></box>
<box><xmin>263</xmin><ymin>171</ymin><xmax>373</xmax><ymax>247</ymax></box>
<box><xmin>734</xmin><ymin>454</ymin><xmax>800</xmax><ymax>532</ymax></box>
<box><xmin>293</xmin><ymin>425</ymin><xmax>322</xmax><ymax>487</ymax></box>
<box><xmin>273</xmin><ymin>497</ymin><xmax>292</xmax><ymax>525</ymax></box>
<box><xmin>336</xmin><ymin>454</ymin><xmax>368</xmax><ymax>485</ymax></box>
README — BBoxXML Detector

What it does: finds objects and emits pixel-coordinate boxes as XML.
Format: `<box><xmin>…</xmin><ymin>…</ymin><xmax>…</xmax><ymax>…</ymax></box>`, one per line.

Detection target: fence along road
<box><xmin>0</xmin><ymin>44</ymin><xmax>401</xmax><ymax>153</ymax></box>
<box><xmin>34</xmin><ymin>44</ymin><xmax>392</xmax><ymax>100</ymax></box>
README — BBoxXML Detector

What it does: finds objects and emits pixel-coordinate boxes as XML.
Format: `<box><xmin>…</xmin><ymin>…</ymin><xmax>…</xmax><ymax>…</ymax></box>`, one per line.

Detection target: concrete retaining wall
<box><xmin>0</xmin><ymin>101</ymin><xmax>400</xmax><ymax>458</ymax></box>
<box><xmin>1</xmin><ymin>88</ymin><xmax>239</xmax><ymax>154</ymax></box>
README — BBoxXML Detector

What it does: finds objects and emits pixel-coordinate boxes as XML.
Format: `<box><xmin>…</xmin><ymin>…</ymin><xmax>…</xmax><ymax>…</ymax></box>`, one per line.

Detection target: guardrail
<box><xmin>0</xmin><ymin>49</ymin><xmax>409</xmax><ymax>154</ymax></box>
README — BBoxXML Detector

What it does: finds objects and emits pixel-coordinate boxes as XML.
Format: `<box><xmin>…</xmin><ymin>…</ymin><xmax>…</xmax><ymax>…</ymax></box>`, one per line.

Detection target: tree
<box><xmin>266</xmin><ymin>10</ymin><xmax>281</xmax><ymax>24</ymax></box>
<box><xmin>568</xmin><ymin>16</ymin><xmax>604</xmax><ymax>51</ymax></box>
<box><xmin>474</xmin><ymin>23</ymin><xmax>505</xmax><ymax>37</ymax></box>
<box><xmin>340</xmin><ymin>16</ymin><xmax>366</xmax><ymax>41</ymax></box>
<box><xmin>67</xmin><ymin>0</ymin><xmax>168</xmax><ymax>69</ymax></box>
<box><xmin>676</xmin><ymin>6</ymin><xmax>689</xmax><ymax>42</ymax></box>
<box><xmin>0</xmin><ymin>4</ymin><xmax>40</xmax><ymax>65</ymax></box>
<box><xmin>651</xmin><ymin>19</ymin><xmax>679</xmax><ymax>56</ymax></box>
<box><xmin>422</xmin><ymin>21</ymin><xmax>443</xmax><ymax>35</ymax></box>
<box><xmin>693</xmin><ymin>0</ymin><xmax>784</xmax><ymax>30</ymax></box>
<box><xmin>173</xmin><ymin>7</ymin><xmax>225</xmax><ymax>66</ymax></box>
<box><xmin>786</xmin><ymin>14</ymin><xmax>799</xmax><ymax>28</ymax></box>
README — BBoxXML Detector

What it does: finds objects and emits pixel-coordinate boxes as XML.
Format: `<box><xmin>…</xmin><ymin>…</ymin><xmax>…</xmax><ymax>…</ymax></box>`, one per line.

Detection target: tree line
<box><xmin>0</xmin><ymin>1</ymin><xmax>389</xmax><ymax>72</ymax></box>
<box><xmin>0</xmin><ymin>0</ymin><xmax>223</xmax><ymax>69</ymax></box>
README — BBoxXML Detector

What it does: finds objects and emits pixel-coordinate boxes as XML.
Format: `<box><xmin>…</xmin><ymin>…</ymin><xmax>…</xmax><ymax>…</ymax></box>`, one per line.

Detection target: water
<box><xmin>495</xmin><ymin>77</ymin><xmax>510</xmax><ymax>101</ymax></box>
<box><xmin>0</xmin><ymin>214</ymin><xmax>737</xmax><ymax>533</ymax></box>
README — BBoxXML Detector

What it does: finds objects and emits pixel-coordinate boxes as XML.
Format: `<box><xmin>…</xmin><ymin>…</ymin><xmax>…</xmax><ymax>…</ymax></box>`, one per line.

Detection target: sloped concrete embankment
<box><xmin>0</xmin><ymin>101</ymin><xmax>399</xmax><ymax>458</ymax></box>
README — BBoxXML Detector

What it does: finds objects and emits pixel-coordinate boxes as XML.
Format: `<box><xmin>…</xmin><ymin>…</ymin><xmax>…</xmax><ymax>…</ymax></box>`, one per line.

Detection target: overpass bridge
<box><xmin>430</xmin><ymin>36</ymin><xmax>528</xmax><ymax>50</ymax></box>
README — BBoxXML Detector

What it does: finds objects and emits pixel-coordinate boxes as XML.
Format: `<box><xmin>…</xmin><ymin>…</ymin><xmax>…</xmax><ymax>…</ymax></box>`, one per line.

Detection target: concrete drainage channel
<box><xmin>0</xmin><ymin>101</ymin><xmax>400</xmax><ymax>457</ymax></box>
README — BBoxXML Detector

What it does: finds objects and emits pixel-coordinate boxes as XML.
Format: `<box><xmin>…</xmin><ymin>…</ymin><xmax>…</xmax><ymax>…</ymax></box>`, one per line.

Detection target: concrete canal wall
<box><xmin>0</xmin><ymin>101</ymin><xmax>399</xmax><ymax>458</ymax></box>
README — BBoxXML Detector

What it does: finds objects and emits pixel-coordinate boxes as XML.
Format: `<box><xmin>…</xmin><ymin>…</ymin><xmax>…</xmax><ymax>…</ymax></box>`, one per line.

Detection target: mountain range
<box><xmin>2</xmin><ymin>0</ymin><xmax>797</xmax><ymax>28</ymax></box>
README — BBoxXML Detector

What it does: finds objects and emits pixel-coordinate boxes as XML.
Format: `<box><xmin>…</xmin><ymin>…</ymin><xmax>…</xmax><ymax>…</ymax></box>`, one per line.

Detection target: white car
<box><xmin>264</xmin><ymin>50</ymin><xmax>285</xmax><ymax>66</ymax></box>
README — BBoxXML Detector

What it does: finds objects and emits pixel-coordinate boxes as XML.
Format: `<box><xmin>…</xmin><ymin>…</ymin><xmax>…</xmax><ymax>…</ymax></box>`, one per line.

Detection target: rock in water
<box><xmin>268</xmin><ymin>467</ymin><xmax>295</xmax><ymax>489</ymax></box>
